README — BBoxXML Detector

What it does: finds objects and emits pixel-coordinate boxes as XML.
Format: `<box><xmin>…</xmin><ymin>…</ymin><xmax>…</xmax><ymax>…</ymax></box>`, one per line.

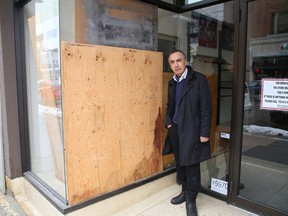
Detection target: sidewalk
<box><xmin>2</xmin><ymin>173</ymin><xmax>258</xmax><ymax>216</ymax></box>
<box><xmin>0</xmin><ymin>189</ymin><xmax>255</xmax><ymax>216</ymax></box>
<box><xmin>0</xmin><ymin>192</ymin><xmax>27</xmax><ymax>216</ymax></box>
<box><xmin>114</xmin><ymin>183</ymin><xmax>256</xmax><ymax>216</ymax></box>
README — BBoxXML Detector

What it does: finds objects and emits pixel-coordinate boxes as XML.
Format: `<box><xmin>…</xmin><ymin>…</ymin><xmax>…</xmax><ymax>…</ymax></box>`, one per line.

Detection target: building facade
<box><xmin>0</xmin><ymin>0</ymin><xmax>288</xmax><ymax>215</ymax></box>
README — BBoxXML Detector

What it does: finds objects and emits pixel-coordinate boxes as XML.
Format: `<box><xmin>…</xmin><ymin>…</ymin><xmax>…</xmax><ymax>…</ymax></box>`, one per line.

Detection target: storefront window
<box><xmin>159</xmin><ymin>1</ymin><xmax>235</xmax><ymax>196</ymax></box>
<box><xmin>240</xmin><ymin>0</ymin><xmax>288</xmax><ymax>213</ymax></box>
<box><xmin>24</xmin><ymin>0</ymin><xmax>66</xmax><ymax>199</ymax></box>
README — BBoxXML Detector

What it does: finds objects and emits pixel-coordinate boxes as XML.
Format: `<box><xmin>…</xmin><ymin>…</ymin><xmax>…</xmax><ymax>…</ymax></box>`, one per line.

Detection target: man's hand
<box><xmin>200</xmin><ymin>136</ymin><xmax>209</xmax><ymax>142</ymax></box>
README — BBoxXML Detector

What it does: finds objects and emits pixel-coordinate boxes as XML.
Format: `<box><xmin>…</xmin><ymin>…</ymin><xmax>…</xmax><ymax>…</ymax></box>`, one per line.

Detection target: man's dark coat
<box><xmin>163</xmin><ymin>66</ymin><xmax>212</xmax><ymax>166</ymax></box>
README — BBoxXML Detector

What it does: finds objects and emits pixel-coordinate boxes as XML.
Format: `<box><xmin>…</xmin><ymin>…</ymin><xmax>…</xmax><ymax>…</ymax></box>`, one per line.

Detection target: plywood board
<box><xmin>61</xmin><ymin>42</ymin><xmax>163</xmax><ymax>205</ymax></box>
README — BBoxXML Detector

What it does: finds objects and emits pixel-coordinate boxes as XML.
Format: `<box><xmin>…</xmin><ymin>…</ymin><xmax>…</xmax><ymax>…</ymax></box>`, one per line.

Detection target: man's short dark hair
<box><xmin>168</xmin><ymin>49</ymin><xmax>187</xmax><ymax>60</ymax></box>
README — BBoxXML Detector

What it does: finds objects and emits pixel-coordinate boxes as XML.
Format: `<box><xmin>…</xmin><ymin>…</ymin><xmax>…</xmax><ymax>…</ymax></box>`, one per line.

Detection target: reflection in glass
<box><xmin>180</xmin><ymin>3</ymin><xmax>234</xmax><ymax>194</ymax></box>
<box><xmin>240</xmin><ymin>1</ymin><xmax>288</xmax><ymax>213</ymax></box>
<box><xmin>185</xmin><ymin>0</ymin><xmax>204</xmax><ymax>5</ymax></box>
<box><xmin>24</xmin><ymin>0</ymin><xmax>66</xmax><ymax>199</ymax></box>
<box><xmin>159</xmin><ymin>2</ymin><xmax>235</xmax><ymax>196</ymax></box>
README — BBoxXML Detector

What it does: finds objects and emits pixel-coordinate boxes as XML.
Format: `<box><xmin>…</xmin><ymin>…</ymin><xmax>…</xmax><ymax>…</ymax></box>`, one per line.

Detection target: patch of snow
<box><xmin>243</xmin><ymin>125</ymin><xmax>288</xmax><ymax>137</ymax></box>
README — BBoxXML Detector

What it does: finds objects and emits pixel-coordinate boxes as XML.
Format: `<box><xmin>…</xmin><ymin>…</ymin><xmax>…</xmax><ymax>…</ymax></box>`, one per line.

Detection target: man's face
<box><xmin>168</xmin><ymin>52</ymin><xmax>187</xmax><ymax>77</ymax></box>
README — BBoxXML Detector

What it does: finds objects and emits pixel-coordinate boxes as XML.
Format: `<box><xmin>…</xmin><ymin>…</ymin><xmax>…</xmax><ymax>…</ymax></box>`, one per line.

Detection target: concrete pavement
<box><xmin>0</xmin><ymin>192</ymin><xmax>27</xmax><ymax>216</ymax></box>
<box><xmin>2</xmin><ymin>172</ymin><xmax>258</xmax><ymax>216</ymax></box>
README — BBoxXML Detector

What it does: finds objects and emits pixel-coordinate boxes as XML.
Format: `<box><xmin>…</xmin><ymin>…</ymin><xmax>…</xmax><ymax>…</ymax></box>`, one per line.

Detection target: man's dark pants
<box><xmin>169</xmin><ymin>123</ymin><xmax>201</xmax><ymax>194</ymax></box>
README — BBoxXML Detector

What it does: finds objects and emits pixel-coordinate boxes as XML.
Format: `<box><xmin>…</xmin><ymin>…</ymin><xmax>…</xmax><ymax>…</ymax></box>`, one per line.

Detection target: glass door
<box><xmin>232</xmin><ymin>0</ymin><xmax>288</xmax><ymax>215</ymax></box>
<box><xmin>158</xmin><ymin>1</ymin><xmax>235</xmax><ymax>197</ymax></box>
<box><xmin>179</xmin><ymin>1</ymin><xmax>235</xmax><ymax>197</ymax></box>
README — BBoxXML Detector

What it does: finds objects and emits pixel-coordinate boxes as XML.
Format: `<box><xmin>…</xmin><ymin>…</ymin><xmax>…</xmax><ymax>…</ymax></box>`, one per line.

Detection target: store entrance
<box><xmin>231</xmin><ymin>0</ymin><xmax>288</xmax><ymax>215</ymax></box>
<box><xmin>177</xmin><ymin>1</ymin><xmax>235</xmax><ymax>199</ymax></box>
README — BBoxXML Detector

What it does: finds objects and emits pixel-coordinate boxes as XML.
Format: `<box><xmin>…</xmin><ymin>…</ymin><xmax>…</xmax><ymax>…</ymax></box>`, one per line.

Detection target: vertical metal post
<box><xmin>0</xmin><ymin>23</ymin><xmax>6</xmax><ymax>193</ymax></box>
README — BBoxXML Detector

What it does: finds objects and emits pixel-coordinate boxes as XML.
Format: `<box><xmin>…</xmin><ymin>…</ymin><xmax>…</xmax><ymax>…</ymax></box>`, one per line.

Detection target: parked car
<box><xmin>248</xmin><ymin>80</ymin><xmax>261</xmax><ymax>101</ymax></box>
<box><xmin>252</xmin><ymin>55</ymin><xmax>288</xmax><ymax>80</ymax></box>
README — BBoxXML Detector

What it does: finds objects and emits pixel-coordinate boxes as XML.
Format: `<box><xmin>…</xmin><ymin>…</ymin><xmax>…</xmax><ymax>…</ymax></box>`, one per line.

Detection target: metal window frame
<box><xmin>141</xmin><ymin>0</ymin><xmax>231</xmax><ymax>13</ymax></box>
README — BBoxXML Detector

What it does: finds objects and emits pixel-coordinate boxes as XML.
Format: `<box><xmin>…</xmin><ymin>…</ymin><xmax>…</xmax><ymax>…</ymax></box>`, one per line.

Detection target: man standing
<box><xmin>164</xmin><ymin>50</ymin><xmax>212</xmax><ymax>216</ymax></box>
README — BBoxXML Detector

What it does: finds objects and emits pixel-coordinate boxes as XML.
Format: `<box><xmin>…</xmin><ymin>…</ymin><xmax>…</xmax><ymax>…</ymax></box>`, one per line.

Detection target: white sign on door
<box><xmin>211</xmin><ymin>178</ymin><xmax>228</xmax><ymax>195</ymax></box>
<box><xmin>260</xmin><ymin>79</ymin><xmax>288</xmax><ymax>111</ymax></box>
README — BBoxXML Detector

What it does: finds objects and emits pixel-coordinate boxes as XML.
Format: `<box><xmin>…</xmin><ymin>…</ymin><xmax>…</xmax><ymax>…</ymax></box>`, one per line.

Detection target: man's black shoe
<box><xmin>170</xmin><ymin>191</ymin><xmax>186</xmax><ymax>205</ymax></box>
<box><xmin>186</xmin><ymin>201</ymin><xmax>198</xmax><ymax>216</ymax></box>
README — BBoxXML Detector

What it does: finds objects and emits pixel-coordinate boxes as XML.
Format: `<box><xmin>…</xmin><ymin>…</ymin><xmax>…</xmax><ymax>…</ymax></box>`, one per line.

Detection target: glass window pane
<box><xmin>184</xmin><ymin>2</ymin><xmax>234</xmax><ymax>195</ymax></box>
<box><xmin>24</xmin><ymin>0</ymin><xmax>66</xmax><ymax>200</ymax></box>
<box><xmin>185</xmin><ymin>0</ymin><xmax>205</xmax><ymax>4</ymax></box>
<box><xmin>240</xmin><ymin>0</ymin><xmax>288</xmax><ymax>213</ymax></box>
<box><xmin>159</xmin><ymin>2</ymin><xmax>235</xmax><ymax>196</ymax></box>
<box><xmin>273</xmin><ymin>10</ymin><xmax>288</xmax><ymax>34</ymax></box>
<box><xmin>158</xmin><ymin>9</ymin><xmax>178</xmax><ymax>72</ymax></box>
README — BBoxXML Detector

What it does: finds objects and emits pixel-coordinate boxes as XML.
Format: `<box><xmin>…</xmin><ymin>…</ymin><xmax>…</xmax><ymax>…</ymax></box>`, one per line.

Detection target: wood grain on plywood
<box><xmin>62</xmin><ymin>42</ymin><xmax>163</xmax><ymax>205</ymax></box>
